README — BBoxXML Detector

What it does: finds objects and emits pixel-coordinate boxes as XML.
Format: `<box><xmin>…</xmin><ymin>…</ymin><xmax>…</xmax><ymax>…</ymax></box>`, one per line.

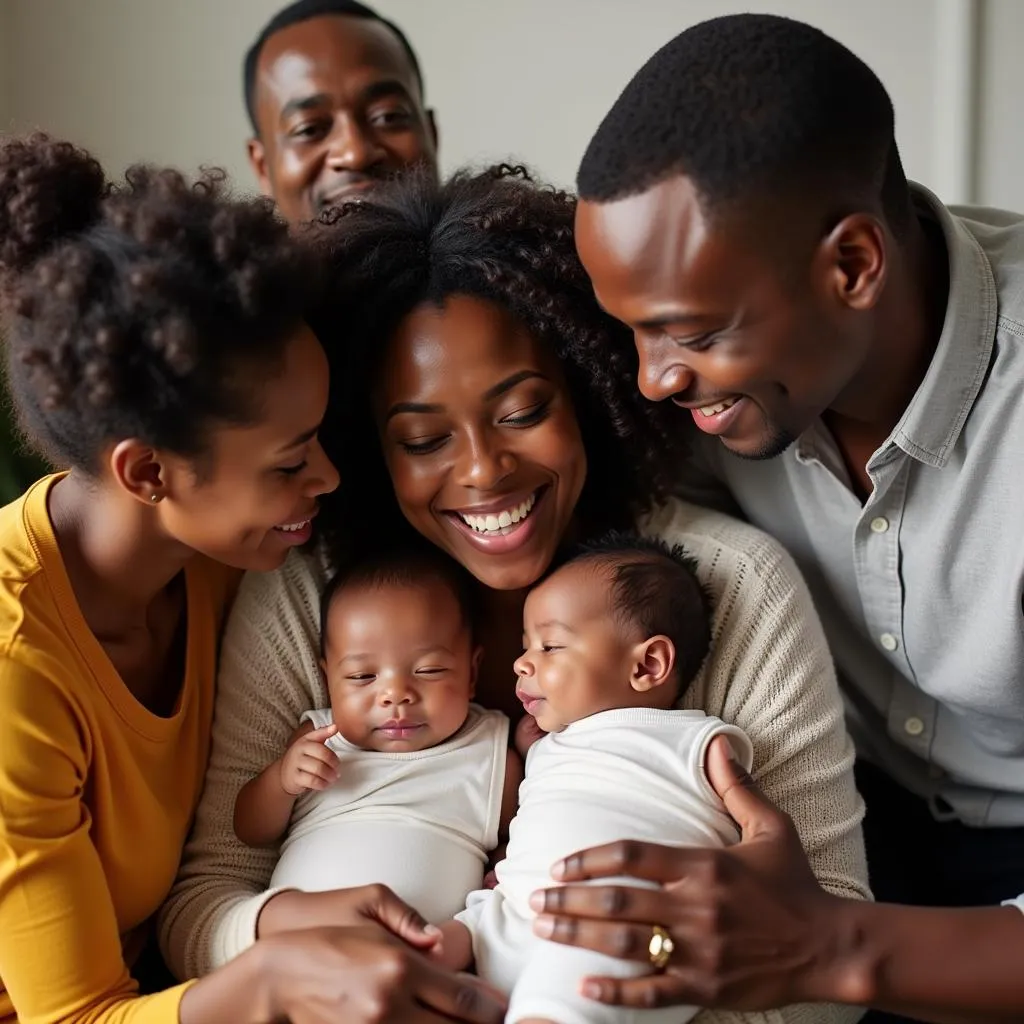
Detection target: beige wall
<box><xmin>0</xmin><ymin>2</ymin><xmax>11</xmax><ymax>130</ymax></box>
<box><xmin>1</xmin><ymin>0</ymin><xmax>1018</xmax><ymax>208</ymax></box>
<box><xmin>977</xmin><ymin>0</ymin><xmax>1023</xmax><ymax>210</ymax></box>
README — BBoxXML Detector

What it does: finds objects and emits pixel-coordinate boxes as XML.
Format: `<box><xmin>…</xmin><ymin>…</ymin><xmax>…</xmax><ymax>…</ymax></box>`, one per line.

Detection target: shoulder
<box><xmin>227</xmin><ymin>546</ymin><xmax>329</xmax><ymax>636</ymax></box>
<box><xmin>642</xmin><ymin>497</ymin><xmax>804</xmax><ymax>600</ymax></box>
<box><xmin>463</xmin><ymin>704</ymin><xmax>510</xmax><ymax>744</ymax></box>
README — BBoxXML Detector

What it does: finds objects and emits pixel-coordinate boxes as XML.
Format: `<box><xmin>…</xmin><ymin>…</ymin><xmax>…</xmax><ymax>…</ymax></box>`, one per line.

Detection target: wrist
<box><xmin>801</xmin><ymin>893</ymin><xmax>880</xmax><ymax>1007</ymax></box>
<box><xmin>255</xmin><ymin>888</ymin><xmax>306</xmax><ymax>938</ymax></box>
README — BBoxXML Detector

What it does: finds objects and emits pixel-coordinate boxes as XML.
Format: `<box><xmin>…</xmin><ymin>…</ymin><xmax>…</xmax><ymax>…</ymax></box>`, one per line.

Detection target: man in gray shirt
<box><xmin>534</xmin><ymin>13</ymin><xmax>1024</xmax><ymax>1024</ymax></box>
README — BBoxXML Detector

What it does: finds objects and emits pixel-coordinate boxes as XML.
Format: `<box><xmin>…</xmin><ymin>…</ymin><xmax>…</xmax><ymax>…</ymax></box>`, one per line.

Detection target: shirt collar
<box><xmin>887</xmin><ymin>183</ymin><xmax>998</xmax><ymax>468</ymax></box>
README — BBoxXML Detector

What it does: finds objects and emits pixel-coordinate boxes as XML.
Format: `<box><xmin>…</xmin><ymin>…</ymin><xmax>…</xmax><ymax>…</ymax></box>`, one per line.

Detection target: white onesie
<box><xmin>456</xmin><ymin>707</ymin><xmax>753</xmax><ymax>1024</ymax></box>
<box><xmin>270</xmin><ymin>703</ymin><xmax>509</xmax><ymax>923</ymax></box>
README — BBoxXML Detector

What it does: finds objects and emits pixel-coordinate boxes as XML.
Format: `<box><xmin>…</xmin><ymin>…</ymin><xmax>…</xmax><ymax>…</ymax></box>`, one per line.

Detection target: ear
<box><xmin>817</xmin><ymin>213</ymin><xmax>887</xmax><ymax>312</ymax></box>
<box><xmin>108</xmin><ymin>439</ymin><xmax>166</xmax><ymax>506</ymax></box>
<box><xmin>468</xmin><ymin>644</ymin><xmax>483</xmax><ymax>698</ymax></box>
<box><xmin>629</xmin><ymin>635</ymin><xmax>676</xmax><ymax>693</ymax></box>
<box><xmin>247</xmin><ymin>137</ymin><xmax>274</xmax><ymax>200</ymax></box>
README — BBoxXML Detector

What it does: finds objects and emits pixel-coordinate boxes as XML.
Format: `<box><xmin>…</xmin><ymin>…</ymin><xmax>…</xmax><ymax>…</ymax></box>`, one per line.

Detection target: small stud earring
<box><xmin>149</xmin><ymin>493</ymin><xmax>160</xmax><ymax>503</ymax></box>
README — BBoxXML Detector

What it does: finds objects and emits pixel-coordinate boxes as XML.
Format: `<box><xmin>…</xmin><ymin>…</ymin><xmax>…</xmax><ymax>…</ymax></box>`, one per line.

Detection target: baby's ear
<box><xmin>629</xmin><ymin>635</ymin><xmax>676</xmax><ymax>692</ymax></box>
<box><xmin>469</xmin><ymin>644</ymin><xmax>484</xmax><ymax>697</ymax></box>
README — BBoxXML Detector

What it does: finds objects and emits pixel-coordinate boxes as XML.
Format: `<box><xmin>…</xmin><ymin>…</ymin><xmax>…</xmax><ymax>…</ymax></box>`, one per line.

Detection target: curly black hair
<box><xmin>578</xmin><ymin>14</ymin><xmax>912</xmax><ymax>234</ymax></box>
<box><xmin>309</xmin><ymin>164</ymin><xmax>690</xmax><ymax>566</ymax></box>
<box><xmin>0</xmin><ymin>133</ymin><xmax>320</xmax><ymax>474</ymax></box>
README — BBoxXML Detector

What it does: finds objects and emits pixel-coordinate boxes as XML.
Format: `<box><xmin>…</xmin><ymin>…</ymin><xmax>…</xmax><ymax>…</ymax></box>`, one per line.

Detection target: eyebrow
<box><xmin>278</xmin><ymin>80</ymin><xmax>413</xmax><ymax>125</ymax></box>
<box><xmin>279</xmin><ymin>92</ymin><xmax>332</xmax><ymax>124</ymax></box>
<box><xmin>635</xmin><ymin>312</ymin><xmax>714</xmax><ymax>332</ymax></box>
<box><xmin>338</xmin><ymin>645</ymin><xmax>454</xmax><ymax>665</ymax></box>
<box><xmin>277</xmin><ymin>425</ymin><xmax>319</xmax><ymax>453</ymax></box>
<box><xmin>384</xmin><ymin>370</ymin><xmax>549</xmax><ymax>424</ymax></box>
<box><xmin>534</xmin><ymin>619</ymin><xmax>577</xmax><ymax>633</ymax></box>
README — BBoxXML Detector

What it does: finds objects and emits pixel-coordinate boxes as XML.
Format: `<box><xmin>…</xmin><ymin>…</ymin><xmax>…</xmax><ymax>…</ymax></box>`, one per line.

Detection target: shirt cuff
<box><xmin>205</xmin><ymin>888</ymin><xmax>291</xmax><ymax>973</ymax></box>
<box><xmin>1001</xmin><ymin>894</ymin><xmax>1024</xmax><ymax>915</ymax></box>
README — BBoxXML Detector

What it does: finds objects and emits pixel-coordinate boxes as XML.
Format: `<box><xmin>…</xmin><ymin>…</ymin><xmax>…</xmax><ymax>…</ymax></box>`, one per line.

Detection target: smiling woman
<box><xmin>161</xmin><ymin>164</ymin><xmax>869</xmax><ymax>1024</ymax></box>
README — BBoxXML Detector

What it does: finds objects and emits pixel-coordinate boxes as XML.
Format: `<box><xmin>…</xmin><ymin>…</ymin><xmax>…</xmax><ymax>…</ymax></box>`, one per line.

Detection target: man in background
<box><xmin>243</xmin><ymin>0</ymin><xmax>438</xmax><ymax>224</ymax></box>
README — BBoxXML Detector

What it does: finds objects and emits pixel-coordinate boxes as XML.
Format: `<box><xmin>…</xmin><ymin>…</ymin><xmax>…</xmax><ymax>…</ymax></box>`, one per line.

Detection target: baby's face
<box><xmin>514</xmin><ymin>561</ymin><xmax>640</xmax><ymax>733</ymax></box>
<box><xmin>322</xmin><ymin>578</ymin><xmax>478</xmax><ymax>752</ymax></box>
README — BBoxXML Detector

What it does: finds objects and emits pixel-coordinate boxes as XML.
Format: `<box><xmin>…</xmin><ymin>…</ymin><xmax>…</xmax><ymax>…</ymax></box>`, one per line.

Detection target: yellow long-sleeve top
<box><xmin>0</xmin><ymin>477</ymin><xmax>237</xmax><ymax>1023</ymax></box>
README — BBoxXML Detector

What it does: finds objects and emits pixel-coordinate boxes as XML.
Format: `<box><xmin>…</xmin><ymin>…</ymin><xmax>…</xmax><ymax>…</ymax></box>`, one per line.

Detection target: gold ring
<box><xmin>648</xmin><ymin>924</ymin><xmax>675</xmax><ymax>970</ymax></box>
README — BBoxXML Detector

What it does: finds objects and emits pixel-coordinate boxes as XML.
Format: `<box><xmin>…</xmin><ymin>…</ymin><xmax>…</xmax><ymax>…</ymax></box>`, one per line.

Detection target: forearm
<box><xmin>822</xmin><ymin>900</ymin><xmax>1024</xmax><ymax>1022</ymax></box>
<box><xmin>178</xmin><ymin>946</ymin><xmax>272</xmax><ymax>1024</ymax></box>
<box><xmin>233</xmin><ymin>767</ymin><xmax>296</xmax><ymax>847</ymax></box>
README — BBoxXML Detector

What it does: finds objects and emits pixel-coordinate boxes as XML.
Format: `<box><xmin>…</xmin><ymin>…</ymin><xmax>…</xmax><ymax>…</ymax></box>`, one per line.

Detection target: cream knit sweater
<box><xmin>159</xmin><ymin>499</ymin><xmax>869</xmax><ymax>1024</ymax></box>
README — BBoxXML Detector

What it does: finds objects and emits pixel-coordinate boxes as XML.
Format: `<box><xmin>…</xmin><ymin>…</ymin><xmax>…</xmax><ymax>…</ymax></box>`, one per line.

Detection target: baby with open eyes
<box><xmin>434</xmin><ymin>532</ymin><xmax>753</xmax><ymax>1024</ymax></box>
<box><xmin>233</xmin><ymin>546</ymin><xmax>520</xmax><ymax>924</ymax></box>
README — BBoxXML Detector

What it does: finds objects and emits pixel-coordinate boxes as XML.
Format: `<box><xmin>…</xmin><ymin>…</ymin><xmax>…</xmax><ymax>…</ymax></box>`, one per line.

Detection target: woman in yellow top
<box><xmin>0</xmin><ymin>135</ymin><xmax>506</xmax><ymax>1024</ymax></box>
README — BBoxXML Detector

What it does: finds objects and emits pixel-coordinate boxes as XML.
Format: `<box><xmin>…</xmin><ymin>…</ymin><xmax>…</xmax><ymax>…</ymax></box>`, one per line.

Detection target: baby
<box><xmin>234</xmin><ymin>547</ymin><xmax>519</xmax><ymax>923</ymax></box>
<box><xmin>439</xmin><ymin>532</ymin><xmax>754</xmax><ymax>1024</ymax></box>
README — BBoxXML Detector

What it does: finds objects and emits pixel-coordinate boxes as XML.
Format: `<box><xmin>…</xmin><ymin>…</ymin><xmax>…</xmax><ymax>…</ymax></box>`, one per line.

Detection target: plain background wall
<box><xmin>0</xmin><ymin>0</ymin><xmax>1018</xmax><ymax>208</ymax></box>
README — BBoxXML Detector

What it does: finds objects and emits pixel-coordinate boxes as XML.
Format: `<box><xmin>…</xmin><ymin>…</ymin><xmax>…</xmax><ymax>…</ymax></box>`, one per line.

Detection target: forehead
<box><xmin>209</xmin><ymin>322</ymin><xmax>327</xmax><ymax>454</ymax></box>
<box><xmin>255</xmin><ymin>14</ymin><xmax>419</xmax><ymax>118</ymax></box>
<box><xmin>328</xmin><ymin>578</ymin><xmax>465</xmax><ymax>644</ymax></box>
<box><xmin>574</xmin><ymin>177</ymin><xmax>765</xmax><ymax>322</ymax></box>
<box><xmin>526</xmin><ymin>561</ymin><xmax>613</xmax><ymax>628</ymax></box>
<box><xmin>376</xmin><ymin>295</ymin><xmax>560</xmax><ymax>403</ymax></box>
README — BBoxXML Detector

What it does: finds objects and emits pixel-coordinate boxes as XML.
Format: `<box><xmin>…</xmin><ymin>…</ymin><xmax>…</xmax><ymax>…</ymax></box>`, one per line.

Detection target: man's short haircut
<box><xmin>577</xmin><ymin>13</ymin><xmax>912</xmax><ymax>233</ymax></box>
<box><xmin>243</xmin><ymin>0</ymin><xmax>425</xmax><ymax>134</ymax></box>
<box><xmin>567</xmin><ymin>530</ymin><xmax>712</xmax><ymax>691</ymax></box>
<box><xmin>319</xmin><ymin>543</ymin><xmax>477</xmax><ymax>656</ymax></box>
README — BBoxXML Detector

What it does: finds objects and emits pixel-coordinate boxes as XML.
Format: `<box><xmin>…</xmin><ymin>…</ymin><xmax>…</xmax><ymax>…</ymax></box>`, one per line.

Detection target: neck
<box><xmin>828</xmin><ymin>211</ymin><xmax>949</xmax><ymax>435</ymax></box>
<box><xmin>49</xmin><ymin>472</ymin><xmax>193</xmax><ymax>628</ymax></box>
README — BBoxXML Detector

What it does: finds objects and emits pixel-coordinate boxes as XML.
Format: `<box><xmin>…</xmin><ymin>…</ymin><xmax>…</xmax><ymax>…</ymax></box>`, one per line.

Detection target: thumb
<box><xmin>704</xmin><ymin>734</ymin><xmax>787</xmax><ymax>840</ymax></box>
<box><xmin>367</xmin><ymin>886</ymin><xmax>441</xmax><ymax>950</ymax></box>
<box><xmin>305</xmin><ymin>723</ymin><xmax>339</xmax><ymax>743</ymax></box>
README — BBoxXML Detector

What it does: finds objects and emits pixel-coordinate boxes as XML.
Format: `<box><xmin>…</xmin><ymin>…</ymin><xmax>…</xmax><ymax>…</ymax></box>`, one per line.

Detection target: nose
<box><xmin>305</xmin><ymin>439</ymin><xmax>340</xmax><ymax>497</ymax></box>
<box><xmin>636</xmin><ymin>335</ymin><xmax>695</xmax><ymax>403</ymax></box>
<box><xmin>325</xmin><ymin>114</ymin><xmax>386</xmax><ymax>172</ymax></box>
<box><xmin>454</xmin><ymin>429</ymin><xmax>516</xmax><ymax>492</ymax></box>
<box><xmin>513</xmin><ymin>652</ymin><xmax>533</xmax><ymax>678</ymax></box>
<box><xmin>379</xmin><ymin>677</ymin><xmax>416</xmax><ymax>706</ymax></box>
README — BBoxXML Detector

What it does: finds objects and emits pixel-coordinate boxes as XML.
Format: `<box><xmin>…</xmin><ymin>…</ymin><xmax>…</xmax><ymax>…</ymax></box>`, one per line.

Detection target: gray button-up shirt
<box><xmin>685</xmin><ymin>184</ymin><xmax>1024</xmax><ymax>831</ymax></box>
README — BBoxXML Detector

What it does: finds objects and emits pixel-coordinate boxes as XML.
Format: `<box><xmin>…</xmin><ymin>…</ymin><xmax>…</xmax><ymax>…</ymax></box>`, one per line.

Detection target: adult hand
<box><xmin>528</xmin><ymin>736</ymin><xmax>844</xmax><ymax>1011</ymax></box>
<box><xmin>261</xmin><ymin>925</ymin><xmax>507</xmax><ymax>1023</ymax></box>
<box><xmin>258</xmin><ymin>882</ymin><xmax>440</xmax><ymax>954</ymax></box>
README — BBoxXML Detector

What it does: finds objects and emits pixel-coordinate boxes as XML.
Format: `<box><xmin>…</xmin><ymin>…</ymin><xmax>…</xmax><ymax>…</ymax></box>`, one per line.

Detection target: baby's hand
<box><xmin>515</xmin><ymin>714</ymin><xmax>546</xmax><ymax>758</ymax></box>
<box><xmin>278</xmin><ymin>723</ymin><xmax>342</xmax><ymax>796</ymax></box>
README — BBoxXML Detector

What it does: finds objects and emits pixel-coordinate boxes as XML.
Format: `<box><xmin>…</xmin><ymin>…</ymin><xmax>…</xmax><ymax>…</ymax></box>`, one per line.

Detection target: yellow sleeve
<box><xmin>0</xmin><ymin>659</ymin><xmax>193</xmax><ymax>1024</ymax></box>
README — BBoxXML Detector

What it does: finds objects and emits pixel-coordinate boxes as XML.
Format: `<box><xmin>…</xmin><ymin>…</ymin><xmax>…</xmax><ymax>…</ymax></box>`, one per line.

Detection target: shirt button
<box><xmin>879</xmin><ymin>632</ymin><xmax>898</xmax><ymax>651</ymax></box>
<box><xmin>904</xmin><ymin>716</ymin><xmax>925</xmax><ymax>737</ymax></box>
<box><xmin>870</xmin><ymin>516</ymin><xmax>890</xmax><ymax>533</ymax></box>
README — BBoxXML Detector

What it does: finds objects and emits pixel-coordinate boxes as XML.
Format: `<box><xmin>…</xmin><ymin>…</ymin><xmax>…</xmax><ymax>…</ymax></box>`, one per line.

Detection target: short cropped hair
<box><xmin>243</xmin><ymin>0</ymin><xmax>424</xmax><ymax>134</ymax></box>
<box><xmin>319</xmin><ymin>543</ymin><xmax>478</xmax><ymax>656</ymax></box>
<box><xmin>577</xmin><ymin>13</ymin><xmax>912</xmax><ymax>232</ymax></box>
<box><xmin>568</xmin><ymin>530</ymin><xmax>712</xmax><ymax>692</ymax></box>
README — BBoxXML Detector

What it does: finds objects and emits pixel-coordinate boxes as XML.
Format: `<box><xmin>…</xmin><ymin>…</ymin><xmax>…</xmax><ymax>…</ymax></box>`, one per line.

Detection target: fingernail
<box><xmin>424</xmin><ymin>924</ymin><xmax>442</xmax><ymax>937</ymax></box>
<box><xmin>533</xmin><ymin>914</ymin><xmax>555</xmax><ymax>938</ymax></box>
<box><xmin>581</xmin><ymin>981</ymin><xmax>601</xmax><ymax>1000</ymax></box>
<box><xmin>528</xmin><ymin>890</ymin><xmax>545</xmax><ymax>911</ymax></box>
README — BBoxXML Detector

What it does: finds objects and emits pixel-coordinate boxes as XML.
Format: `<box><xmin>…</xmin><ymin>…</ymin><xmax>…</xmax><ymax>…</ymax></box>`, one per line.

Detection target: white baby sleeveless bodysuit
<box><xmin>270</xmin><ymin>703</ymin><xmax>509</xmax><ymax>923</ymax></box>
<box><xmin>456</xmin><ymin>707</ymin><xmax>753</xmax><ymax>1024</ymax></box>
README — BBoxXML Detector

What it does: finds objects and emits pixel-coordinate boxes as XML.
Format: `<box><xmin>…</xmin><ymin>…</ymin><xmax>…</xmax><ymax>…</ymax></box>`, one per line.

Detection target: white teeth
<box><xmin>458</xmin><ymin>493</ymin><xmax>537</xmax><ymax>535</ymax></box>
<box><xmin>698</xmin><ymin>397</ymin><xmax>740</xmax><ymax>417</ymax></box>
<box><xmin>276</xmin><ymin>520</ymin><xmax>309</xmax><ymax>532</ymax></box>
